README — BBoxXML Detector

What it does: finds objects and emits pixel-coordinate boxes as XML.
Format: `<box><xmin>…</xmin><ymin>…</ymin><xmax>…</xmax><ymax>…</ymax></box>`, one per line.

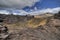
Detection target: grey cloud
<box><xmin>0</xmin><ymin>0</ymin><xmax>39</xmax><ymax>9</ymax></box>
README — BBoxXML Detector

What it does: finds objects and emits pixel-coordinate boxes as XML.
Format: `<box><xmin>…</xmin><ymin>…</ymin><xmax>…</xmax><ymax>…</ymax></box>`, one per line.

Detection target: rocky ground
<box><xmin>0</xmin><ymin>12</ymin><xmax>60</xmax><ymax>40</ymax></box>
<box><xmin>7</xmin><ymin>18</ymin><xmax>60</xmax><ymax>40</ymax></box>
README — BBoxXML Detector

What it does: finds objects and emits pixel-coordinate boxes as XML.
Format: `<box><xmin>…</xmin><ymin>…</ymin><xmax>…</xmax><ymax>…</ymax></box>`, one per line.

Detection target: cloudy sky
<box><xmin>0</xmin><ymin>0</ymin><xmax>60</xmax><ymax>15</ymax></box>
<box><xmin>0</xmin><ymin>0</ymin><xmax>39</xmax><ymax>9</ymax></box>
